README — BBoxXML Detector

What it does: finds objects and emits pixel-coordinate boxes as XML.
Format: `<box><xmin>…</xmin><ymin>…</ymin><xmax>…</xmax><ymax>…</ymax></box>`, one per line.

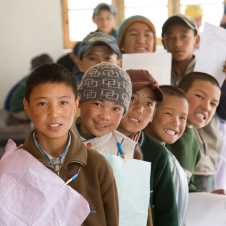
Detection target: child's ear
<box><xmin>120</xmin><ymin>44</ymin><xmax>125</xmax><ymax>53</ymax></box>
<box><xmin>194</xmin><ymin>34</ymin><xmax>200</xmax><ymax>47</ymax></box>
<box><xmin>23</xmin><ymin>98</ymin><xmax>31</xmax><ymax>118</ymax></box>
<box><xmin>178</xmin><ymin>88</ymin><xmax>184</xmax><ymax>94</ymax></box>
<box><xmin>77</xmin><ymin>59</ymin><xmax>84</xmax><ymax>72</ymax></box>
<box><xmin>75</xmin><ymin>96</ymin><xmax>79</xmax><ymax>112</ymax></box>
<box><xmin>117</xmin><ymin>59</ymin><xmax>122</xmax><ymax>67</ymax></box>
<box><xmin>162</xmin><ymin>38</ymin><xmax>167</xmax><ymax>50</ymax></box>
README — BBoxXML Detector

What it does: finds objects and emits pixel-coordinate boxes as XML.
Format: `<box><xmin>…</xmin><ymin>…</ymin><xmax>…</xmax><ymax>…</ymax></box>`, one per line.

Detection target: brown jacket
<box><xmin>22</xmin><ymin>130</ymin><xmax>119</xmax><ymax>226</ymax></box>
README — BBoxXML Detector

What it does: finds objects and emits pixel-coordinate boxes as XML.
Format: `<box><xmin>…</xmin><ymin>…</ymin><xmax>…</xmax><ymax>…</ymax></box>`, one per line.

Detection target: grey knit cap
<box><xmin>78</xmin><ymin>62</ymin><xmax>132</xmax><ymax>115</ymax></box>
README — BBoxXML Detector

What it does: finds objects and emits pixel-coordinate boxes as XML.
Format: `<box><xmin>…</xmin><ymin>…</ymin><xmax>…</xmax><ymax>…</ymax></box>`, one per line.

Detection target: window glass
<box><xmin>68</xmin><ymin>0</ymin><xmax>111</xmax><ymax>41</ymax></box>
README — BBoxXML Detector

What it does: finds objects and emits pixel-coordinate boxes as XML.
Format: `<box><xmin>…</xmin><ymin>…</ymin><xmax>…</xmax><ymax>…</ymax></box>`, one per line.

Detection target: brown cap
<box><xmin>162</xmin><ymin>13</ymin><xmax>198</xmax><ymax>37</ymax></box>
<box><xmin>126</xmin><ymin>69</ymin><xmax>164</xmax><ymax>102</ymax></box>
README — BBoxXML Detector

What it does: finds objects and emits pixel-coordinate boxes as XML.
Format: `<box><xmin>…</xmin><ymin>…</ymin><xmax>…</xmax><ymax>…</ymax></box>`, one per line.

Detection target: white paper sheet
<box><xmin>122</xmin><ymin>52</ymin><xmax>172</xmax><ymax>85</ymax></box>
<box><xmin>194</xmin><ymin>23</ymin><xmax>226</xmax><ymax>86</ymax></box>
<box><xmin>100</xmin><ymin>152</ymin><xmax>151</xmax><ymax>226</ymax></box>
<box><xmin>186</xmin><ymin>192</ymin><xmax>226</xmax><ymax>226</ymax></box>
<box><xmin>0</xmin><ymin>139</ymin><xmax>90</xmax><ymax>226</ymax></box>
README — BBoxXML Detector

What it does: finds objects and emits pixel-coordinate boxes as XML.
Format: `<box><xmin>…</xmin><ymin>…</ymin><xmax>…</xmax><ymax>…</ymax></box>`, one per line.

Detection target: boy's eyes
<box><xmin>211</xmin><ymin>102</ymin><xmax>217</xmax><ymax>107</ymax></box>
<box><xmin>105</xmin><ymin>56</ymin><xmax>112</xmax><ymax>60</ymax></box>
<box><xmin>38</xmin><ymin>102</ymin><xmax>47</xmax><ymax>106</ymax></box>
<box><xmin>113</xmin><ymin>107</ymin><xmax>121</xmax><ymax>112</ymax></box>
<box><xmin>165</xmin><ymin>112</ymin><xmax>171</xmax><ymax>116</ymax></box>
<box><xmin>180</xmin><ymin>116</ymin><xmax>187</xmax><ymax>120</ymax></box>
<box><xmin>146</xmin><ymin>102</ymin><xmax>152</xmax><ymax>107</ymax></box>
<box><xmin>94</xmin><ymin>103</ymin><xmax>102</xmax><ymax>107</ymax></box>
<box><xmin>131</xmin><ymin>96</ymin><xmax>135</xmax><ymax>101</ymax></box>
<box><xmin>88</xmin><ymin>57</ymin><xmax>96</xmax><ymax>61</ymax></box>
<box><xmin>195</xmin><ymin>94</ymin><xmax>203</xmax><ymax>99</ymax></box>
<box><xmin>61</xmin><ymin>101</ymin><xmax>68</xmax><ymax>105</ymax></box>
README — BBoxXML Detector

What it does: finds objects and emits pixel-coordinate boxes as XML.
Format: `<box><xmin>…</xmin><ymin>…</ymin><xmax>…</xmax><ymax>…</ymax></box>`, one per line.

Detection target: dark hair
<box><xmin>178</xmin><ymin>72</ymin><xmax>220</xmax><ymax>93</ymax></box>
<box><xmin>159</xmin><ymin>85</ymin><xmax>187</xmax><ymax>101</ymax></box>
<box><xmin>25</xmin><ymin>63</ymin><xmax>78</xmax><ymax>102</ymax></box>
<box><xmin>73</xmin><ymin>42</ymin><xmax>81</xmax><ymax>58</ymax></box>
<box><xmin>31</xmin><ymin>53</ymin><xmax>53</xmax><ymax>69</ymax></box>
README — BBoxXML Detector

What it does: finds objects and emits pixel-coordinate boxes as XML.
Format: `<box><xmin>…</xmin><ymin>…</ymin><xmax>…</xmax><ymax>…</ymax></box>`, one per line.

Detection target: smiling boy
<box><xmin>162</xmin><ymin>14</ymin><xmax>226</xmax><ymax>192</ymax></box>
<box><xmin>71</xmin><ymin>63</ymin><xmax>153</xmax><ymax>225</ymax></box>
<box><xmin>162</xmin><ymin>13</ymin><xmax>200</xmax><ymax>86</ymax></box>
<box><xmin>144</xmin><ymin>85</ymin><xmax>189</xmax><ymax>226</ymax></box>
<box><xmin>117</xmin><ymin>15</ymin><xmax>157</xmax><ymax>54</ymax></box>
<box><xmin>22</xmin><ymin>64</ymin><xmax>119</xmax><ymax>226</ymax></box>
<box><xmin>117</xmin><ymin>70</ymin><xmax>178</xmax><ymax>226</ymax></box>
<box><xmin>77</xmin><ymin>32</ymin><xmax>121</xmax><ymax>73</ymax></box>
<box><xmin>166</xmin><ymin>72</ymin><xmax>225</xmax><ymax>195</ymax></box>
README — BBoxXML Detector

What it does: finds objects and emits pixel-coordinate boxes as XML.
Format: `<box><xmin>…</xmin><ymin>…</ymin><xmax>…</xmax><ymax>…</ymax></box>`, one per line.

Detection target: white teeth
<box><xmin>129</xmin><ymin>117</ymin><xmax>139</xmax><ymax>122</ymax></box>
<box><xmin>136</xmin><ymin>48</ymin><xmax>145</xmax><ymax>50</ymax></box>
<box><xmin>165</xmin><ymin>129</ymin><xmax>176</xmax><ymax>135</ymax></box>
<box><xmin>96</xmin><ymin>123</ymin><xmax>105</xmax><ymax>128</ymax></box>
<box><xmin>49</xmin><ymin>124</ymin><xmax>60</xmax><ymax>127</ymax></box>
<box><xmin>195</xmin><ymin>113</ymin><xmax>205</xmax><ymax>119</ymax></box>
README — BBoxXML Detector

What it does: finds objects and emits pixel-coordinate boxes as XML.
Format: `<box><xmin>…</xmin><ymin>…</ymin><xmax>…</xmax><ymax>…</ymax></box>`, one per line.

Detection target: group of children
<box><xmin>4</xmin><ymin>3</ymin><xmax>226</xmax><ymax>226</ymax></box>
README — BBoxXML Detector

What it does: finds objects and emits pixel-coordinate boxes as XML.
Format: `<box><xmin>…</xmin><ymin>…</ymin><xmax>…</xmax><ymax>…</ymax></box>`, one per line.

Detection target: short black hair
<box><xmin>31</xmin><ymin>53</ymin><xmax>53</xmax><ymax>69</ymax></box>
<box><xmin>25</xmin><ymin>63</ymin><xmax>78</xmax><ymax>102</ymax></box>
<box><xmin>178</xmin><ymin>72</ymin><xmax>220</xmax><ymax>93</ymax></box>
<box><xmin>73</xmin><ymin>42</ymin><xmax>81</xmax><ymax>58</ymax></box>
<box><xmin>159</xmin><ymin>85</ymin><xmax>187</xmax><ymax>101</ymax></box>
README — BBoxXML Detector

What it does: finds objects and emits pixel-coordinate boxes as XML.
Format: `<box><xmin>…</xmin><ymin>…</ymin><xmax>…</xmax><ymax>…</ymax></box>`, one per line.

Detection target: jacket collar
<box><xmin>22</xmin><ymin>130</ymin><xmax>87</xmax><ymax>168</ymax></box>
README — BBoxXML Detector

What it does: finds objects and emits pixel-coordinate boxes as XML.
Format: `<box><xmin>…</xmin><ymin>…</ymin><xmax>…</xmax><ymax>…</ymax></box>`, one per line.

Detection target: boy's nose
<box><xmin>136</xmin><ymin>34</ymin><xmax>146</xmax><ymax>43</ymax></box>
<box><xmin>201</xmin><ymin>100</ymin><xmax>211</xmax><ymax>111</ymax></box>
<box><xmin>171</xmin><ymin>117</ymin><xmax>180</xmax><ymax>127</ymax></box>
<box><xmin>48</xmin><ymin>104</ymin><xmax>60</xmax><ymax>118</ymax></box>
<box><xmin>134</xmin><ymin>103</ymin><xmax>144</xmax><ymax>114</ymax></box>
<box><xmin>99</xmin><ymin>109</ymin><xmax>110</xmax><ymax>120</ymax></box>
<box><xmin>174</xmin><ymin>38</ymin><xmax>182</xmax><ymax>47</ymax></box>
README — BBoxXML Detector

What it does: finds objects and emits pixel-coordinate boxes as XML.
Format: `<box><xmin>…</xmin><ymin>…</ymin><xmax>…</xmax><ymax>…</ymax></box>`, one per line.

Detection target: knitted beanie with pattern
<box><xmin>117</xmin><ymin>15</ymin><xmax>157</xmax><ymax>53</ymax></box>
<box><xmin>78</xmin><ymin>62</ymin><xmax>132</xmax><ymax>115</ymax></box>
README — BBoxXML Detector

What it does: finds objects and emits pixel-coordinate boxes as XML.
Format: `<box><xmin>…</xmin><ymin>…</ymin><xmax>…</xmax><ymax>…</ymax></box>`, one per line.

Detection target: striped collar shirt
<box><xmin>33</xmin><ymin>130</ymin><xmax>71</xmax><ymax>173</ymax></box>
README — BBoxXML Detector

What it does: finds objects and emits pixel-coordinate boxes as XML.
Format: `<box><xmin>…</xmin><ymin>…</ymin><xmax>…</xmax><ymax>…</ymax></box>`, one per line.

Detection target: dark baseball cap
<box><xmin>126</xmin><ymin>69</ymin><xmax>164</xmax><ymax>102</ymax></box>
<box><xmin>93</xmin><ymin>3</ymin><xmax>116</xmax><ymax>16</ymax></box>
<box><xmin>162</xmin><ymin>13</ymin><xmax>198</xmax><ymax>37</ymax></box>
<box><xmin>79</xmin><ymin>32</ymin><xmax>120</xmax><ymax>59</ymax></box>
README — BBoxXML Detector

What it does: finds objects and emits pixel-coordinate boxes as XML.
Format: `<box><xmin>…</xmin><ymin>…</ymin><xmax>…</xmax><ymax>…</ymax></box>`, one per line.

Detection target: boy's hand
<box><xmin>211</xmin><ymin>189</ymin><xmax>226</xmax><ymax>195</ymax></box>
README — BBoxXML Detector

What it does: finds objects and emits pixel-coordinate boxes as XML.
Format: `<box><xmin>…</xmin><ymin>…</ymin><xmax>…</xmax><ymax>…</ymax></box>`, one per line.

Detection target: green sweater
<box><xmin>10</xmin><ymin>69</ymin><xmax>34</xmax><ymax>113</ymax></box>
<box><xmin>166</xmin><ymin>126</ymin><xmax>202</xmax><ymax>192</ymax></box>
<box><xmin>139</xmin><ymin>131</ymin><xmax>178</xmax><ymax>226</ymax></box>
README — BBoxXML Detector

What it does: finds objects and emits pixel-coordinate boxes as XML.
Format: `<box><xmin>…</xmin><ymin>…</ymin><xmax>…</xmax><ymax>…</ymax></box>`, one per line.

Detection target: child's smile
<box><xmin>185</xmin><ymin>80</ymin><xmax>220</xmax><ymax>128</ymax></box>
<box><xmin>117</xmin><ymin>87</ymin><xmax>156</xmax><ymax>137</ymax></box>
<box><xmin>23</xmin><ymin>83</ymin><xmax>78</xmax><ymax>146</ymax></box>
<box><xmin>79</xmin><ymin>100</ymin><xmax>124</xmax><ymax>138</ymax></box>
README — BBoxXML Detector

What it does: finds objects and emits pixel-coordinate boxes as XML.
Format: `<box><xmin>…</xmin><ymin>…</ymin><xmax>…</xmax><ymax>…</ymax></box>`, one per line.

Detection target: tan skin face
<box><xmin>121</xmin><ymin>22</ymin><xmax>155</xmax><ymax>53</ymax></box>
<box><xmin>117</xmin><ymin>87</ymin><xmax>156</xmax><ymax>137</ymax></box>
<box><xmin>79</xmin><ymin>100</ymin><xmax>124</xmax><ymax>138</ymax></box>
<box><xmin>184</xmin><ymin>80</ymin><xmax>221</xmax><ymax>128</ymax></box>
<box><xmin>93</xmin><ymin>9</ymin><xmax>116</xmax><ymax>34</ymax></box>
<box><xmin>163</xmin><ymin>22</ymin><xmax>200</xmax><ymax>64</ymax></box>
<box><xmin>23</xmin><ymin>83</ymin><xmax>79</xmax><ymax>157</ymax></box>
<box><xmin>146</xmin><ymin>94</ymin><xmax>188</xmax><ymax>145</ymax></box>
<box><xmin>77</xmin><ymin>45</ymin><xmax>121</xmax><ymax>72</ymax></box>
